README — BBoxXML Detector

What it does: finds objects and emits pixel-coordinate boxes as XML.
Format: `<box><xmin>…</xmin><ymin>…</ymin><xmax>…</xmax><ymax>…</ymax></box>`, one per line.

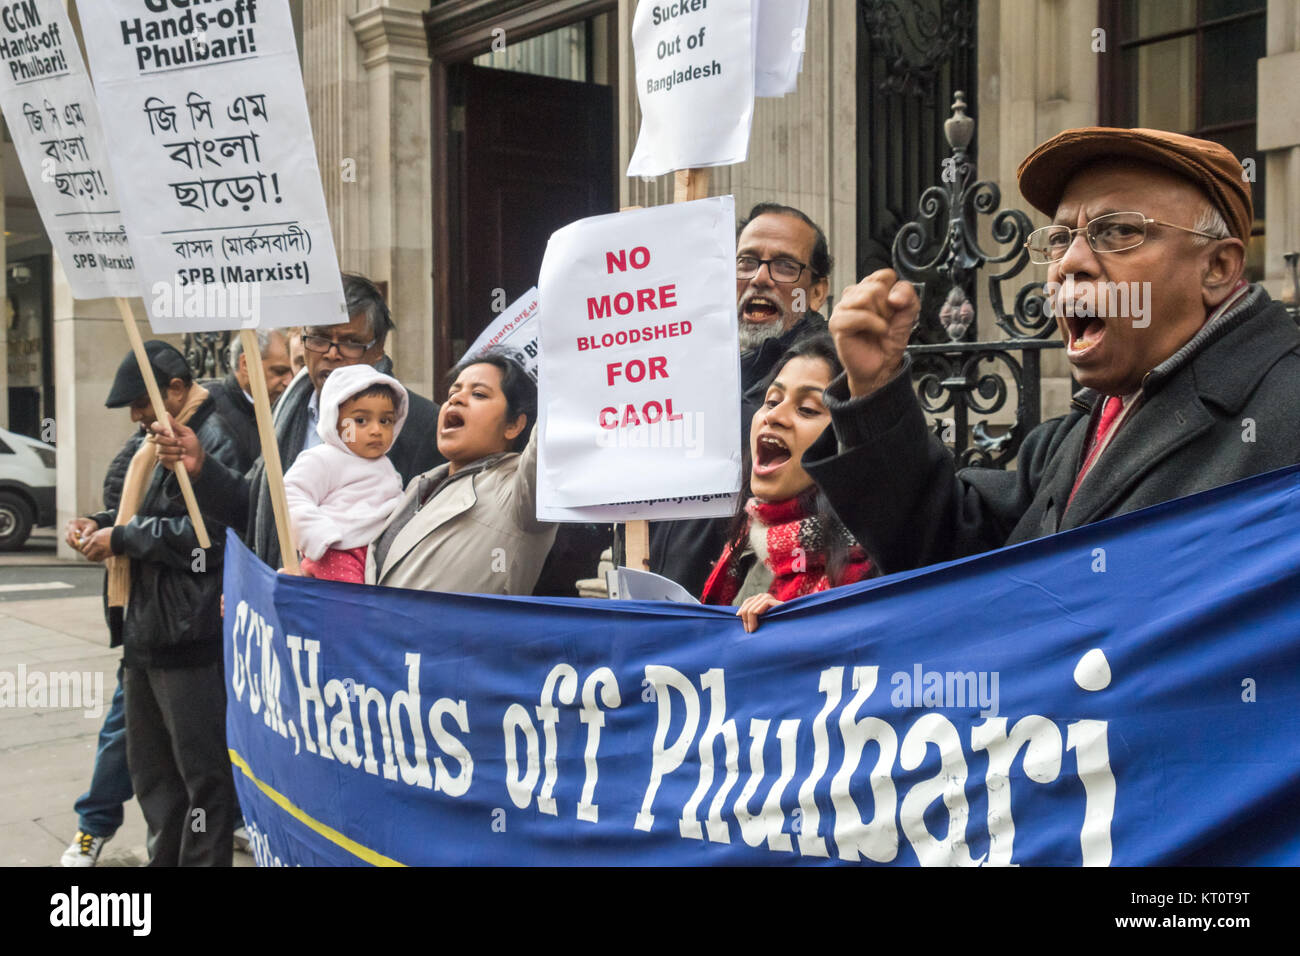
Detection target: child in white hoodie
<box><xmin>283</xmin><ymin>364</ymin><xmax>409</xmax><ymax>583</ymax></box>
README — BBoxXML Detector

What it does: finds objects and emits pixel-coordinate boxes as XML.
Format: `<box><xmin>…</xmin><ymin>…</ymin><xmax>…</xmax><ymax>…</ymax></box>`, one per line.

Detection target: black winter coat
<box><xmin>88</xmin><ymin>398</ymin><xmax>243</xmax><ymax>669</ymax></box>
<box><xmin>203</xmin><ymin>374</ymin><xmax>261</xmax><ymax>471</ymax></box>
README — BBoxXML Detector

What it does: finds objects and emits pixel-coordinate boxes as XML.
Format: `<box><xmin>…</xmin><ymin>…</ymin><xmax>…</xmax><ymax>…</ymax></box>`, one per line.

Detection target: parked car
<box><xmin>0</xmin><ymin>427</ymin><xmax>56</xmax><ymax>550</ymax></box>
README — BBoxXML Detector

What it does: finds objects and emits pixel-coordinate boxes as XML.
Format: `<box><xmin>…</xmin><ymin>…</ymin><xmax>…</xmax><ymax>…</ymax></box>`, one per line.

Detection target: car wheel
<box><xmin>0</xmin><ymin>491</ymin><xmax>34</xmax><ymax>551</ymax></box>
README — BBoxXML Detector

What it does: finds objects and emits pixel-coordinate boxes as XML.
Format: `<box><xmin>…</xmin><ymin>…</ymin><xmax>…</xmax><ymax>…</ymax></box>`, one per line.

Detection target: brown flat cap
<box><xmin>1017</xmin><ymin>127</ymin><xmax>1253</xmax><ymax>242</ymax></box>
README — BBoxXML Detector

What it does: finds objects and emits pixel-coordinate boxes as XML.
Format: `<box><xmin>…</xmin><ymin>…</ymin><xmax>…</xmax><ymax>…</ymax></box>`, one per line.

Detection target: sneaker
<box><xmin>61</xmin><ymin>830</ymin><xmax>110</xmax><ymax>867</ymax></box>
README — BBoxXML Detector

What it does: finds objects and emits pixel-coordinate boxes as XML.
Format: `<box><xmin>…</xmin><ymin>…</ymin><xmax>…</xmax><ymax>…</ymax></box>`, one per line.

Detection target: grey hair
<box><xmin>228</xmin><ymin>328</ymin><xmax>281</xmax><ymax>367</ymax></box>
<box><xmin>342</xmin><ymin>273</ymin><xmax>395</xmax><ymax>341</ymax></box>
<box><xmin>1191</xmin><ymin>203</ymin><xmax>1231</xmax><ymax>245</ymax></box>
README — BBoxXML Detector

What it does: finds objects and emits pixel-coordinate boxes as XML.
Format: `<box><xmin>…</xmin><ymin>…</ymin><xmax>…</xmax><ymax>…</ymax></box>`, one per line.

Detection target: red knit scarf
<box><xmin>701</xmin><ymin>491</ymin><xmax>873</xmax><ymax>605</ymax></box>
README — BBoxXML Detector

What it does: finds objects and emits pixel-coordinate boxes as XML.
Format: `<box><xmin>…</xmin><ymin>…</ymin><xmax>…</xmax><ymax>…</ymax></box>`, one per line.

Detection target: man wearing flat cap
<box><xmin>68</xmin><ymin>341</ymin><xmax>248</xmax><ymax>865</ymax></box>
<box><xmin>803</xmin><ymin>128</ymin><xmax>1300</xmax><ymax>573</ymax></box>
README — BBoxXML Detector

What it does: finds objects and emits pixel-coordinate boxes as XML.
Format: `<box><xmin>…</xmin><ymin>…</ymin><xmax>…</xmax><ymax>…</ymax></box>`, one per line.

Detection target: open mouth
<box><xmin>742</xmin><ymin>294</ymin><xmax>781</xmax><ymax>323</ymax></box>
<box><xmin>1065</xmin><ymin>311</ymin><xmax>1106</xmax><ymax>355</ymax></box>
<box><xmin>753</xmin><ymin>434</ymin><xmax>791</xmax><ymax>475</ymax></box>
<box><xmin>442</xmin><ymin>409</ymin><xmax>465</xmax><ymax>430</ymax></box>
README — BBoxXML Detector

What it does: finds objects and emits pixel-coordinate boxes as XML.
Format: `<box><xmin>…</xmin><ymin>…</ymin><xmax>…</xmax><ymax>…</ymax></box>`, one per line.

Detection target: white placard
<box><xmin>606</xmin><ymin>566</ymin><xmax>701</xmax><ymax>604</ymax></box>
<box><xmin>754</xmin><ymin>0</ymin><xmax>807</xmax><ymax>97</ymax></box>
<box><xmin>0</xmin><ymin>0</ymin><xmax>137</xmax><ymax>299</ymax></box>
<box><xmin>459</xmin><ymin>287</ymin><xmax>540</xmax><ymax>381</ymax></box>
<box><xmin>533</xmin><ymin>474</ymin><xmax>736</xmax><ymax>521</ymax></box>
<box><xmin>75</xmin><ymin>0</ymin><xmax>344</xmax><ymax>332</ymax></box>
<box><xmin>537</xmin><ymin>197</ymin><xmax>742</xmax><ymax>511</ymax></box>
<box><xmin>626</xmin><ymin>0</ymin><xmax>754</xmax><ymax>177</ymax></box>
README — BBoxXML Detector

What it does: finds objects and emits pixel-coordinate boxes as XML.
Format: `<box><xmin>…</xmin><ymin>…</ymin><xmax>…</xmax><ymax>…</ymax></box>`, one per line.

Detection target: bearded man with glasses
<box><xmin>649</xmin><ymin>202</ymin><xmax>836</xmax><ymax>596</ymax></box>
<box><xmin>803</xmin><ymin>128</ymin><xmax>1300</xmax><ymax>574</ymax></box>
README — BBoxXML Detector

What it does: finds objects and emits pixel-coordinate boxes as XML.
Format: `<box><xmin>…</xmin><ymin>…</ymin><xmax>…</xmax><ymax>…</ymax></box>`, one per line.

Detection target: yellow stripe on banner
<box><xmin>228</xmin><ymin>748</ymin><xmax>407</xmax><ymax>867</ymax></box>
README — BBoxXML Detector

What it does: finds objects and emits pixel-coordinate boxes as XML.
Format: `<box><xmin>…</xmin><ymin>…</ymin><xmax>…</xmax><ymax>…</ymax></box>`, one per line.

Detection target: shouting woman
<box><xmin>701</xmin><ymin>335</ymin><xmax>873</xmax><ymax>630</ymax></box>
<box><xmin>365</xmin><ymin>349</ymin><xmax>556</xmax><ymax>595</ymax></box>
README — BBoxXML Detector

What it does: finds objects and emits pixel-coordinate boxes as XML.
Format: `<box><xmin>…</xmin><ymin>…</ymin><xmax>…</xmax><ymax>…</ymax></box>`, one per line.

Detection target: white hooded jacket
<box><xmin>282</xmin><ymin>364</ymin><xmax>410</xmax><ymax>561</ymax></box>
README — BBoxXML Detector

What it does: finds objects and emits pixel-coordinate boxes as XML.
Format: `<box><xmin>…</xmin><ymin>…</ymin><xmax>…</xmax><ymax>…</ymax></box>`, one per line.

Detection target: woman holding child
<box><xmin>279</xmin><ymin>347</ymin><xmax>552</xmax><ymax>595</ymax></box>
<box><xmin>360</xmin><ymin>349</ymin><xmax>556</xmax><ymax>594</ymax></box>
<box><xmin>701</xmin><ymin>335</ymin><xmax>874</xmax><ymax>630</ymax></box>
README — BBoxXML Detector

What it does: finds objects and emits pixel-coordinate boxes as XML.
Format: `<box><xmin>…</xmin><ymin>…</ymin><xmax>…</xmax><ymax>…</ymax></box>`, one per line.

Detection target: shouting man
<box><xmin>805</xmin><ymin>128</ymin><xmax>1300</xmax><ymax>573</ymax></box>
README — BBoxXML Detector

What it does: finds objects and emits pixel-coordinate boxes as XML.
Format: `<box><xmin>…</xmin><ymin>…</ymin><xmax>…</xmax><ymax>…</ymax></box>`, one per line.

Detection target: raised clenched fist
<box><xmin>828</xmin><ymin>269</ymin><xmax>920</xmax><ymax>398</ymax></box>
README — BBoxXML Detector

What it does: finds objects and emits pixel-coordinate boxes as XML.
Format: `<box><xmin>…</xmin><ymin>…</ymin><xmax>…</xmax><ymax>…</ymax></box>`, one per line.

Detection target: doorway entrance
<box><xmin>434</xmin><ymin>10</ymin><xmax>618</xmax><ymax>391</ymax></box>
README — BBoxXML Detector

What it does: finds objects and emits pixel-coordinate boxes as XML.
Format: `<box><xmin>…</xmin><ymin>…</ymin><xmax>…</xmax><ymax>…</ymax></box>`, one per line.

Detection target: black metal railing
<box><xmin>182</xmin><ymin>331</ymin><xmax>233</xmax><ymax>381</ymax></box>
<box><xmin>892</xmin><ymin>91</ymin><xmax>1063</xmax><ymax>468</ymax></box>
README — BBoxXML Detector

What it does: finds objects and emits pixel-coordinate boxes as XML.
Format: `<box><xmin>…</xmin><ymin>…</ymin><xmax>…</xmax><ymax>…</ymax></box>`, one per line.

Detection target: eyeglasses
<box><xmin>736</xmin><ymin>256</ymin><xmax>813</xmax><ymax>283</ymax></box>
<box><xmin>1024</xmin><ymin>211</ymin><xmax>1226</xmax><ymax>264</ymax></box>
<box><xmin>301</xmin><ymin>333</ymin><xmax>376</xmax><ymax>360</ymax></box>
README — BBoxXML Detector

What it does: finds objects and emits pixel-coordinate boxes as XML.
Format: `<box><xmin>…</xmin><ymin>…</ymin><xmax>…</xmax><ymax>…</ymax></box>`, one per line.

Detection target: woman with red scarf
<box><xmin>701</xmin><ymin>335</ymin><xmax>874</xmax><ymax>630</ymax></box>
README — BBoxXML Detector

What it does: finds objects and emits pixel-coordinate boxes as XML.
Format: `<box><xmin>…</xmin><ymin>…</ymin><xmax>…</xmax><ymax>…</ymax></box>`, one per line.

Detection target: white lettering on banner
<box><xmin>536</xmin><ymin>664</ymin><xmax>578</xmax><ymax>816</ymax></box>
<box><xmin>237</xmin><ymin>596</ymin><xmax>1116</xmax><ymax>864</ymax></box>
<box><xmin>633</xmin><ymin>665</ymin><xmax>701</xmax><ymax>832</ymax></box>
<box><xmin>899</xmin><ymin>714</ymin><xmax>985</xmax><ymax>866</ymax></box>
<box><xmin>503</xmin><ymin>703</ymin><xmax>540</xmax><ymax>809</ymax></box>
<box><xmin>679</xmin><ymin>667</ymin><xmax>739</xmax><ymax>842</ymax></box>
<box><xmin>624</xmin><ymin>664</ymin><xmax>1115</xmax><ymax>864</ymax></box>
<box><xmin>576</xmin><ymin>669</ymin><xmax>621</xmax><ymax>823</ymax></box>
<box><xmin>795</xmin><ymin>666</ymin><xmax>840</xmax><ymax>858</ymax></box>
<box><xmin>275</xmin><ymin>622</ymin><xmax>472</xmax><ymax>795</ymax></box>
<box><xmin>732</xmin><ymin>718</ymin><xmax>798</xmax><ymax>852</ymax></box>
<box><xmin>429</xmin><ymin>697</ymin><xmax>473</xmax><ymax>796</ymax></box>
<box><xmin>831</xmin><ymin>666</ymin><xmax>898</xmax><ymax>863</ymax></box>
<box><xmin>1067</xmin><ymin>719</ymin><xmax>1116</xmax><ymax>866</ymax></box>
<box><xmin>971</xmin><ymin>716</ymin><xmax>1062</xmax><ymax>867</ymax></box>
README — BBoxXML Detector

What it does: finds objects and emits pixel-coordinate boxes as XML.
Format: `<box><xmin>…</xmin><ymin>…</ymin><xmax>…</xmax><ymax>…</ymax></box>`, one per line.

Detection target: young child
<box><xmin>282</xmin><ymin>364</ymin><xmax>409</xmax><ymax>583</ymax></box>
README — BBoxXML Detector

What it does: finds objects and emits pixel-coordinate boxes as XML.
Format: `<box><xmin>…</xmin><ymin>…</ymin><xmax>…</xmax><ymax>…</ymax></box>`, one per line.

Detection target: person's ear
<box><xmin>1201</xmin><ymin>237</ymin><xmax>1246</xmax><ymax>310</ymax></box>
<box><xmin>808</xmin><ymin>275</ymin><xmax>829</xmax><ymax>314</ymax></box>
<box><xmin>503</xmin><ymin>413</ymin><xmax>528</xmax><ymax>443</ymax></box>
<box><xmin>238</xmin><ymin>353</ymin><xmax>248</xmax><ymax>375</ymax></box>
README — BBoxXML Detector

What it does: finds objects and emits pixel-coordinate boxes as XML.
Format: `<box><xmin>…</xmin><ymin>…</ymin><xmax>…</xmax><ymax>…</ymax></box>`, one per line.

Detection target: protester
<box><xmin>701</xmin><ymin>336</ymin><xmax>872</xmax><ymax>631</ymax></box>
<box><xmin>205</xmin><ymin>328</ymin><xmax>293</xmax><ymax>467</ymax></box>
<box><xmin>367</xmin><ymin>349</ymin><xmax>556</xmax><ymax>595</ymax></box>
<box><xmin>286</xmin><ymin>325</ymin><xmax>307</xmax><ymax>376</ymax></box>
<box><xmin>59</xmin><ymin>429</ymin><xmax>145</xmax><ymax>866</ymax></box>
<box><xmin>283</xmin><ymin>365</ymin><xmax>408</xmax><ymax>583</ymax></box>
<box><xmin>805</xmin><ymin>128</ymin><xmax>1300</xmax><ymax>573</ymax></box>
<box><xmin>152</xmin><ymin>274</ymin><xmax>442</xmax><ymax>568</ymax></box>
<box><xmin>651</xmin><ymin>202</ymin><xmax>833</xmax><ymax>594</ymax></box>
<box><xmin>70</xmin><ymin>341</ymin><xmax>243</xmax><ymax>866</ymax></box>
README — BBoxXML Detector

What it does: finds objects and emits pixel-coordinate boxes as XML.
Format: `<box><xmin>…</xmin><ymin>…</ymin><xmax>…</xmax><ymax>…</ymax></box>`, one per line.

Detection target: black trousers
<box><xmin>124</xmin><ymin>663</ymin><xmax>235</xmax><ymax>866</ymax></box>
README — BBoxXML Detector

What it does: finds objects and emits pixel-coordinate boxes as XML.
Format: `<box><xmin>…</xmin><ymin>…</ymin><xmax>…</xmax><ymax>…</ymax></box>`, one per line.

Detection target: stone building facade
<box><xmin>0</xmin><ymin>1</ymin><xmax>1295</xmax><ymax>554</ymax></box>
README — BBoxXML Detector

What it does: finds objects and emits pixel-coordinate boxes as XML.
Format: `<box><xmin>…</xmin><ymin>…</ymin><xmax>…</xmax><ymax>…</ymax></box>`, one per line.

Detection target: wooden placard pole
<box><xmin>115</xmin><ymin>297</ymin><xmax>210</xmax><ymax>549</ymax></box>
<box><xmin>240</xmin><ymin>328</ymin><xmax>300</xmax><ymax>574</ymax></box>
<box><xmin>622</xmin><ymin>167</ymin><xmax>713</xmax><ymax>571</ymax></box>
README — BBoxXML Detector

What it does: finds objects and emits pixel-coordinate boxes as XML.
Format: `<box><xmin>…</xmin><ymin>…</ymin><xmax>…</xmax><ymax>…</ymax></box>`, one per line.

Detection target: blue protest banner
<box><xmin>224</xmin><ymin>466</ymin><xmax>1300</xmax><ymax>866</ymax></box>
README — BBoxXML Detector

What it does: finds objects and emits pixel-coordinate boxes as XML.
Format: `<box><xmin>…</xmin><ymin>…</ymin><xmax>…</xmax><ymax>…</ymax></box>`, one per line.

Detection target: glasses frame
<box><xmin>301</xmin><ymin>332</ymin><xmax>378</xmax><ymax>360</ymax></box>
<box><xmin>1024</xmin><ymin>211</ymin><xmax>1227</xmax><ymax>265</ymax></box>
<box><xmin>736</xmin><ymin>255</ymin><xmax>813</xmax><ymax>284</ymax></box>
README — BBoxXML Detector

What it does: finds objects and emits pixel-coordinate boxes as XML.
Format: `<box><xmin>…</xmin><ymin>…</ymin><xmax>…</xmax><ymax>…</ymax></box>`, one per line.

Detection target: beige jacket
<box><xmin>364</xmin><ymin>429</ymin><xmax>557</xmax><ymax>595</ymax></box>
